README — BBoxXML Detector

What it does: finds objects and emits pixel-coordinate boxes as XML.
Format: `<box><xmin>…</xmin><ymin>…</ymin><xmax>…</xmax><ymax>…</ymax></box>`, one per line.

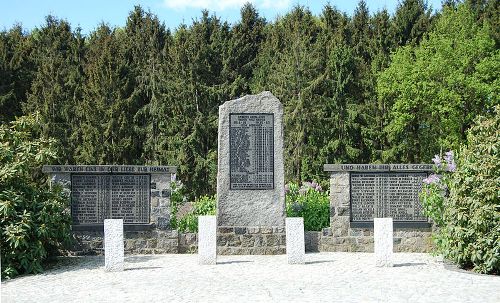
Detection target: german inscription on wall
<box><xmin>350</xmin><ymin>173</ymin><xmax>427</xmax><ymax>222</ymax></box>
<box><xmin>229</xmin><ymin>113</ymin><xmax>274</xmax><ymax>190</ymax></box>
<box><xmin>71</xmin><ymin>174</ymin><xmax>149</xmax><ymax>224</ymax></box>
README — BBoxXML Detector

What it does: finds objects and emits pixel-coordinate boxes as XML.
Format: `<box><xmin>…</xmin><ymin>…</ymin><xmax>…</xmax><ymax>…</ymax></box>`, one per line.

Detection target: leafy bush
<box><xmin>169</xmin><ymin>181</ymin><xmax>216</xmax><ymax>232</ymax></box>
<box><xmin>169</xmin><ymin>180</ymin><xmax>188</xmax><ymax>230</ymax></box>
<box><xmin>0</xmin><ymin>114</ymin><xmax>71</xmax><ymax>279</ymax></box>
<box><xmin>176</xmin><ymin>195</ymin><xmax>216</xmax><ymax>233</ymax></box>
<box><xmin>421</xmin><ymin>106</ymin><xmax>499</xmax><ymax>274</ymax></box>
<box><xmin>286</xmin><ymin>181</ymin><xmax>330</xmax><ymax>231</ymax></box>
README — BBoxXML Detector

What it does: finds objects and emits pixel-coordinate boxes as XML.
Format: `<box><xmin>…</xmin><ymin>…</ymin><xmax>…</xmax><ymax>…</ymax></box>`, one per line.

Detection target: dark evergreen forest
<box><xmin>1</xmin><ymin>0</ymin><xmax>498</xmax><ymax>199</ymax></box>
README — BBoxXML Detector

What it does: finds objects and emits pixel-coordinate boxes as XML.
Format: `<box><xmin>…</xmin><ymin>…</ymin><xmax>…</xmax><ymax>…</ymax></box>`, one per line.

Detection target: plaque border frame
<box><xmin>70</xmin><ymin>173</ymin><xmax>151</xmax><ymax>226</ymax></box>
<box><xmin>349</xmin><ymin>171</ymin><xmax>431</xmax><ymax>228</ymax></box>
<box><xmin>228</xmin><ymin>113</ymin><xmax>275</xmax><ymax>191</ymax></box>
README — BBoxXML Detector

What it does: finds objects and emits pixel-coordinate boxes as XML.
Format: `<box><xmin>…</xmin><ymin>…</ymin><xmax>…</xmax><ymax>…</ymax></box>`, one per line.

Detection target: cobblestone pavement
<box><xmin>2</xmin><ymin>253</ymin><xmax>499</xmax><ymax>303</ymax></box>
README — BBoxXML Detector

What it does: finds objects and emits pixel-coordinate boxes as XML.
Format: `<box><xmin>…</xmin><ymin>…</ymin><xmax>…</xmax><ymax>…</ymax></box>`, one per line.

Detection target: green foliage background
<box><xmin>0</xmin><ymin>114</ymin><xmax>71</xmax><ymax>279</ymax></box>
<box><xmin>1</xmin><ymin>1</ymin><xmax>497</xmax><ymax>199</ymax></box>
<box><xmin>285</xmin><ymin>182</ymin><xmax>330</xmax><ymax>231</ymax></box>
<box><xmin>421</xmin><ymin>106</ymin><xmax>499</xmax><ymax>274</ymax></box>
<box><xmin>171</xmin><ymin>192</ymin><xmax>217</xmax><ymax>233</ymax></box>
<box><xmin>0</xmin><ymin>0</ymin><xmax>498</xmax><ymax>275</ymax></box>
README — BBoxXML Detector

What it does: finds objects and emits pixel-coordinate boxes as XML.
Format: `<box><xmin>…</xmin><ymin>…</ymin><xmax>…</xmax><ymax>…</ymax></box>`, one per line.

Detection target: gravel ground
<box><xmin>2</xmin><ymin>253</ymin><xmax>499</xmax><ymax>303</ymax></box>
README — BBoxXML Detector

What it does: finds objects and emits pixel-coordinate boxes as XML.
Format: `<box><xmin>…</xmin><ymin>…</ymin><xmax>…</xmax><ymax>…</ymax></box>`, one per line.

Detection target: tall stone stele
<box><xmin>217</xmin><ymin>91</ymin><xmax>286</xmax><ymax>254</ymax></box>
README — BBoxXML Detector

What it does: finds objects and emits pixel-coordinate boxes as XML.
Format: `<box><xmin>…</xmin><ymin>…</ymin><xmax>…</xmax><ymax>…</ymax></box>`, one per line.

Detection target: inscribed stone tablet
<box><xmin>110</xmin><ymin>175</ymin><xmax>149</xmax><ymax>223</ymax></box>
<box><xmin>229</xmin><ymin>113</ymin><xmax>274</xmax><ymax>190</ymax></box>
<box><xmin>71</xmin><ymin>175</ymin><xmax>108</xmax><ymax>224</ymax></box>
<box><xmin>350</xmin><ymin>172</ymin><xmax>427</xmax><ymax>222</ymax></box>
<box><xmin>217</xmin><ymin>92</ymin><xmax>285</xmax><ymax>227</ymax></box>
<box><xmin>71</xmin><ymin>174</ymin><xmax>150</xmax><ymax>224</ymax></box>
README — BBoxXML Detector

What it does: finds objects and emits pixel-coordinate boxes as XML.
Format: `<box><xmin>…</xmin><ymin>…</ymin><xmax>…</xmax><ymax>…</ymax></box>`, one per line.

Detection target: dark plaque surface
<box><xmin>229</xmin><ymin>113</ymin><xmax>274</xmax><ymax>190</ymax></box>
<box><xmin>71</xmin><ymin>174</ymin><xmax>149</xmax><ymax>224</ymax></box>
<box><xmin>350</xmin><ymin>173</ymin><xmax>427</xmax><ymax>222</ymax></box>
<box><xmin>110</xmin><ymin>175</ymin><xmax>149</xmax><ymax>223</ymax></box>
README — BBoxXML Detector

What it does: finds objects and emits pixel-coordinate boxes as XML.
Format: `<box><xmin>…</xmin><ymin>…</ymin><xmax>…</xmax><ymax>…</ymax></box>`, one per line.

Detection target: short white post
<box><xmin>104</xmin><ymin>219</ymin><xmax>124</xmax><ymax>272</ymax></box>
<box><xmin>374</xmin><ymin>218</ymin><xmax>393</xmax><ymax>267</ymax></box>
<box><xmin>198</xmin><ymin>215</ymin><xmax>217</xmax><ymax>265</ymax></box>
<box><xmin>286</xmin><ymin>217</ymin><xmax>305</xmax><ymax>264</ymax></box>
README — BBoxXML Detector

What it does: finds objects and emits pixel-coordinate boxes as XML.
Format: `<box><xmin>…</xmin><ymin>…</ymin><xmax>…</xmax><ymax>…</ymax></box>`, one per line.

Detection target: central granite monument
<box><xmin>217</xmin><ymin>91</ymin><xmax>286</xmax><ymax>254</ymax></box>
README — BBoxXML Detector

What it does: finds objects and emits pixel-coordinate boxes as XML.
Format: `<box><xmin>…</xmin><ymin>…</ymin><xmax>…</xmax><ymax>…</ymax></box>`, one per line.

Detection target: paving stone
<box><xmin>3</xmin><ymin>253</ymin><xmax>499</xmax><ymax>303</ymax></box>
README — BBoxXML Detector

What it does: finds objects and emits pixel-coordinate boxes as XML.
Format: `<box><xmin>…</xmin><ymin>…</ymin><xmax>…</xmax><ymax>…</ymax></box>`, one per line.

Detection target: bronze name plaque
<box><xmin>71</xmin><ymin>174</ymin><xmax>150</xmax><ymax>224</ymax></box>
<box><xmin>229</xmin><ymin>113</ymin><xmax>274</xmax><ymax>190</ymax></box>
<box><xmin>350</xmin><ymin>172</ymin><xmax>427</xmax><ymax>222</ymax></box>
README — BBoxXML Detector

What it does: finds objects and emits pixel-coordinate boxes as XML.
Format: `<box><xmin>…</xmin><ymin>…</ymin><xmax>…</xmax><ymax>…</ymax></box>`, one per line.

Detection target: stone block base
<box><xmin>305</xmin><ymin>227</ymin><xmax>432</xmax><ymax>253</ymax></box>
<box><xmin>217</xmin><ymin>226</ymin><xmax>286</xmax><ymax>255</ymax></box>
<box><xmin>72</xmin><ymin>230</ymin><xmax>180</xmax><ymax>255</ymax></box>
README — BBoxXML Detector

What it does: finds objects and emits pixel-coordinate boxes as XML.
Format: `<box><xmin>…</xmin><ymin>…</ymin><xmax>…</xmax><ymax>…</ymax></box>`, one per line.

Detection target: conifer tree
<box><xmin>123</xmin><ymin>6</ymin><xmax>167</xmax><ymax>164</ymax></box>
<box><xmin>23</xmin><ymin>16</ymin><xmax>84</xmax><ymax>163</ymax></box>
<box><xmin>255</xmin><ymin>6</ymin><xmax>323</xmax><ymax>181</ymax></box>
<box><xmin>0</xmin><ymin>25</ymin><xmax>34</xmax><ymax>122</ymax></box>
<box><xmin>75</xmin><ymin>24</ymin><xmax>128</xmax><ymax>164</ymax></box>
<box><xmin>159</xmin><ymin>11</ymin><xmax>230</xmax><ymax>198</ymax></box>
<box><xmin>223</xmin><ymin>3</ymin><xmax>265</xmax><ymax>98</ymax></box>
<box><xmin>391</xmin><ymin>0</ymin><xmax>433</xmax><ymax>47</ymax></box>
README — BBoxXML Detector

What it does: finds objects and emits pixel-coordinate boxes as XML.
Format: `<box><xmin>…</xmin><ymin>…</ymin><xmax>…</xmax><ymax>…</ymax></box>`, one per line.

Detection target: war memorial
<box><xmin>3</xmin><ymin>92</ymin><xmax>499</xmax><ymax>303</ymax></box>
<box><xmin>2</xmin><ymin>1</ymin><xmax>500</xmax><ymax>300</ymax></box>
<box><xmin>40</xmin><ymin>92</ymin><xmax>434</xmax><ymax>257</ymax></box>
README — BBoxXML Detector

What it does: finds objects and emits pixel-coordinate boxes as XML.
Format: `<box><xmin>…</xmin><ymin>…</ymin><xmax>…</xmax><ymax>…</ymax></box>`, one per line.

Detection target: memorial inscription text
<box><xmin>71</xmin><ymin>174</ymin><xmax>149</xmax><ymax>224</ymax></box>
<box><xmin>350</xmin><ymin>173</ymin><xmax>427</xmax><ymax>222</ymax></box>
<box><xmin>229</xmin><ymin>113</ymin><xmax>274</xmax><ymax>190</ymax></box>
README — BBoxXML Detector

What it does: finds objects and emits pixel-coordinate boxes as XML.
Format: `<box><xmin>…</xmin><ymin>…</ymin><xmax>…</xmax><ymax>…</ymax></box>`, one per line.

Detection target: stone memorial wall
<box><xmin>303</xmin><ymin>164</ymin><xmax>434</xmax><ymax>253</ymax></box>
<box><xmin>217</xmin><ymin>92</ymin><xmax>286</xmax><ymax>255</ymax></box>
<box><xmin>43</xmin><ymin>165</ymin><xmax>178</xmax><ymax>254</ymax></box>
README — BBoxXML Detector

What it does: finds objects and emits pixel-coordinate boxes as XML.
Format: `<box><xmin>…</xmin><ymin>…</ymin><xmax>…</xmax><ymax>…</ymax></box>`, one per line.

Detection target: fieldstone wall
<box><xmin>217</xmin><ymin>226</ymin><xmax>286</xmax><ymax>255</ymax></box>
<box><xmin>305</xmin><ymin>227</ymin><xmax>432</xmax><ymax>253</ymax></box>
<box><xmin>178</xmin><ymin>233</ymin><xmax>198</xmax><ymax>253</ymax></box>
<box><xmin>45</xmin><ymin>165</ymin><xmax>176</xmax><ymax>254</ymax></box>
<box><xmin>70</xmin><ymin>230</ymin><xmax>180</xmax><ymax>255</ymax></box>
<box><xmin>150</xmin><ymin>173</ymin><xmax>173</xmax><ymax>229</ymax></box>
<box><xmin>315</xmin><ymin>170</ymin><xmax>433</xmax><ymax>253</ymax></box>
<box><xmin>46</xmin><ymin>167</ymin><xmax>174</xmax><ymax>230</ymax></box>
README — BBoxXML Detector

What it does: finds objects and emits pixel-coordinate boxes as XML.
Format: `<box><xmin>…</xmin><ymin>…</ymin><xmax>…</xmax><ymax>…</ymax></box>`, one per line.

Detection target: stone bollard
<box><xmin>198</xmin><ymin>215</ymin><xmax>217</xmax><ymax>265</ymax></box>
<box><xmin>286</xmin><ymin>217</ymin><xmax>305</xmax><ymax>264</ymax></box>
<box><xmin>374</xmin><ymin>218</ymin><xmax>393</xmax><ymax>267</ymax></box>
<box><xmin>104</xmin><ymin>219</ymin><xmax>124</xmax><ymax>272</ymax></box>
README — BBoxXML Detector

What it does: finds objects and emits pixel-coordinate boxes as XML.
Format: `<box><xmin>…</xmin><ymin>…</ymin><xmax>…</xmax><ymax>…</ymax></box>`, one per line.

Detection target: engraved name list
<box><xmin>229</xmin><ymin>114</ymin><xmax>274</xmax><ymax>190</ymax></box>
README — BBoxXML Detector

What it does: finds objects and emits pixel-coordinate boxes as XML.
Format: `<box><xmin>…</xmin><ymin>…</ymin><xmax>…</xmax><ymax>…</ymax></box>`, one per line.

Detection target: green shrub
<box><xmin>286</xmin><ymin>181</ymin><xmax>330</xmax><ymax>231</ymax></box>
<box><xmin>176</xmin><ymin>195</ymin><xmax>216</xmax><ymax>233</ymax></box>
<box><xmin>169</xmin><ymin>180</ymin><xmax>188</xmax><ymax>230</ymax></box>
<box><xmin>169</xmin><ymin>181</ymin><xmax>216</xmax><ymax>232</ymax></box>
<box><xmin>421</xmin><ymin>106</ymin><xmax>499</xmax><ymax>274</ymax></box>
<box><xmin>0</xmin><ymin>114</ymin><xmax>71</xmax><ymax>279</ymax></box>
